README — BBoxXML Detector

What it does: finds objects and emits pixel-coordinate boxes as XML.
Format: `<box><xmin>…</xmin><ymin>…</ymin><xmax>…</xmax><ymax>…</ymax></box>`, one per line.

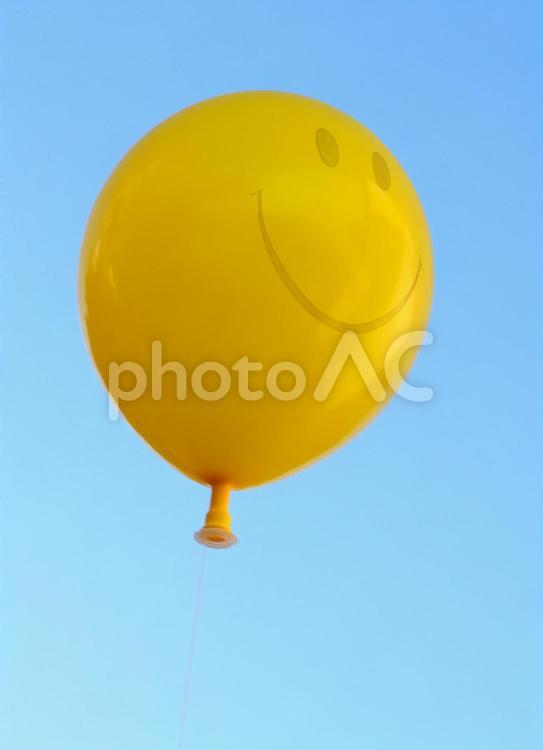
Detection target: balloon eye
<box><xmin>316</xmin><ymin>128</ymin><xmax>339</xmax><ymax>167</ymax></box>
<box><xmin>372</xmin><ymin>152</ymin><xmax>391</xmax><ymax>190</ymax></box>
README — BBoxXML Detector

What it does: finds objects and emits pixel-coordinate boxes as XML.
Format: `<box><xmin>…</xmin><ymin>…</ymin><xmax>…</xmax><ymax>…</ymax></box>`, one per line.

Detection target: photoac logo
<box><xmin>107</xmin><ymin>330</ymin><xmax>433</xmax><ymax>420</ymax></box>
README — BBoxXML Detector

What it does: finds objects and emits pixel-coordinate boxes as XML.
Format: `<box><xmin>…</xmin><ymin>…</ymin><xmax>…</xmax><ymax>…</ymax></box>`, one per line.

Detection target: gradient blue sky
<box><xmin>2</xmin><ymin>2</ymin><xmax>542</xmax><ymax>749</ymax></box>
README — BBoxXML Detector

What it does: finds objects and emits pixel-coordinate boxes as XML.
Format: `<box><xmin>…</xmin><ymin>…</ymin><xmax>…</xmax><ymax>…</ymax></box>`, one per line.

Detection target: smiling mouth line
<box><xmin>253</xmin><ymin>189</ymin><xmax>422</xmax><ymax>334</ymax></box>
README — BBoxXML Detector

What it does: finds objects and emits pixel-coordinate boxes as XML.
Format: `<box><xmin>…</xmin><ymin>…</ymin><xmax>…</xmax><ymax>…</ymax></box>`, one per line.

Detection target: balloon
<box><xmin>79</xmin><ymin>91</ymin><xmax>433</xmax><ymax>547</ymax></box>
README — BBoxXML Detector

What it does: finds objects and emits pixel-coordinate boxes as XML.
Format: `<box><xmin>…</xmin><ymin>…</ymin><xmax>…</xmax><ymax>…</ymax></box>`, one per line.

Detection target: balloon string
<box><xmin>178</xmin><ymin>547</ymin><xmax>207</xmax><ymax>750</ymax></box>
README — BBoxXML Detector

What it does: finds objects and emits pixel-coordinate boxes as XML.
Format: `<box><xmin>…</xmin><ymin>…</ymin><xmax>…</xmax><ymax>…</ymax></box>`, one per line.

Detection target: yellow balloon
<box><xmin>79</xmin><ymin>91</ymin><xmax>433</xmax><ymax>547</ymax></box>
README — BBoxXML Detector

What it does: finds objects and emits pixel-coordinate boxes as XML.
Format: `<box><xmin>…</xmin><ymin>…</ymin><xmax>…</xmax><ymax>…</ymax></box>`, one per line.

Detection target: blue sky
<box><xmin>1</xmin><ymin>2</ymin><xmax>542</xmax><ymax>749</ymax></box>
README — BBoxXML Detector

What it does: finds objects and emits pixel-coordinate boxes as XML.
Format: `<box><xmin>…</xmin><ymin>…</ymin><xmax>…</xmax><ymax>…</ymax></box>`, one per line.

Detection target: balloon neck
<box><xmin>194</xmin><ymin>484</ymin><xmax>238</xmax><ymax>549</ymax></box>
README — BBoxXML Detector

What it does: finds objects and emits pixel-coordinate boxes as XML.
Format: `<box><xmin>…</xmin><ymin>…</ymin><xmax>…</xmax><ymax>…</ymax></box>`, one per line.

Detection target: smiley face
<box><xmin>253</xmin><ymin>126</ymin><xmax>425</xmax><ymax>333</ymax></box>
